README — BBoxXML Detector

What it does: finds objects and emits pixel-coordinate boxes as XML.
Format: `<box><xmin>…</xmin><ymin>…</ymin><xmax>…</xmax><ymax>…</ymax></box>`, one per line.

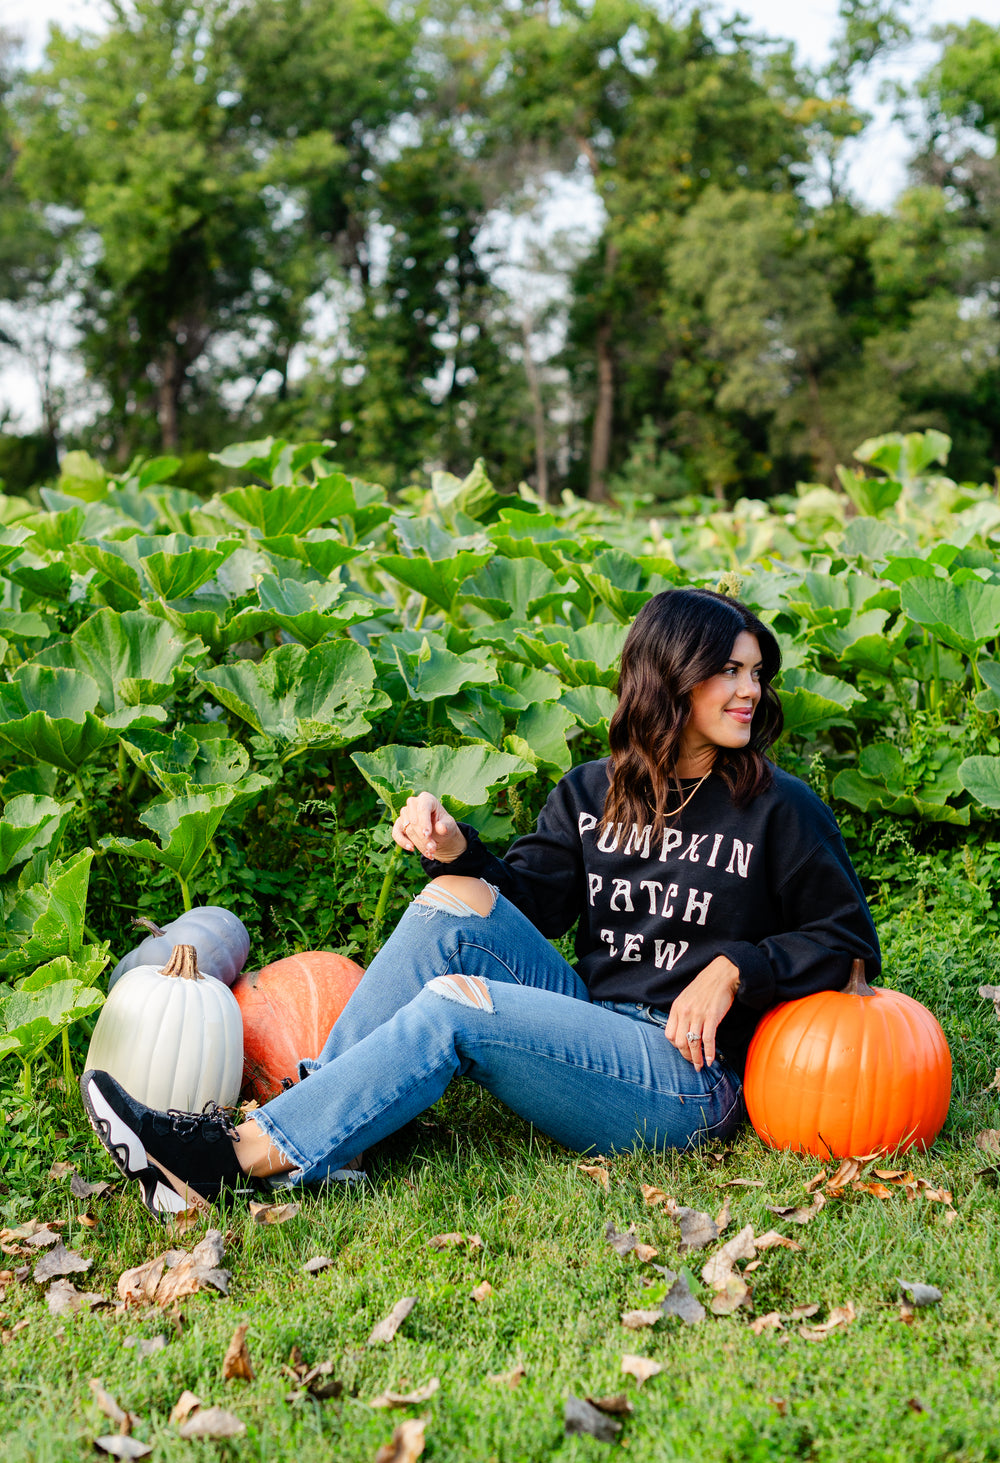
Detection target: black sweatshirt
<box><xmin>421</xmin><ymin>758</ymin><xmax>881</xmax><ymax>1074</ymax></box>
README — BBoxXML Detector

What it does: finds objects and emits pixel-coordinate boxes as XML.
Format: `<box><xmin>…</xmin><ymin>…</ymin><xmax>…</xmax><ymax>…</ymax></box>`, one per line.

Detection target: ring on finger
<box><xmin>686</xmin><ymin>1031</ymin><xmax>702</xmax><ymax>1043</ymax></box>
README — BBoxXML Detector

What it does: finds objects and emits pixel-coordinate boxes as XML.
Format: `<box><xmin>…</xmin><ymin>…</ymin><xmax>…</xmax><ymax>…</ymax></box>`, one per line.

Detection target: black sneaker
<box><xmin>80</xmin><ymin>1069</ymin><xmax>246</xmax><ymax>1219</ymax></box>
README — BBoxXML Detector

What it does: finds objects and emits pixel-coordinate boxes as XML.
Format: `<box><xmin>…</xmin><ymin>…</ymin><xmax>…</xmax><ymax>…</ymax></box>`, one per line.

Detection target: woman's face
<box><xmin>680</xmin><ymin>631</ymin><xmax>763</xmax><ymax>765</ymax></box>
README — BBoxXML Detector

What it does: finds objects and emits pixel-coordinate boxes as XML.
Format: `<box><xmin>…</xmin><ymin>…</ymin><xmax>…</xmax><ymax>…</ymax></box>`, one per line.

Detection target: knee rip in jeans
<box><xmin>413</xmin><ymin>877</ymin><xmax>497</xmax><ymax>919</ymax></box>
<box><xmin>426</xmin><ymin>974</ymin><xmax>495</xmax><ymax>1013</ymax></box>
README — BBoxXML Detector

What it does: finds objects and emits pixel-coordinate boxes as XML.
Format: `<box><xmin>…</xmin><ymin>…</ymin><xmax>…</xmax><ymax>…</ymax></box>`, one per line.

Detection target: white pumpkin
<box><xmin>86</xmin><ymin>944</ymin><xmax>243</xmax><ymax>1112</ymax></box>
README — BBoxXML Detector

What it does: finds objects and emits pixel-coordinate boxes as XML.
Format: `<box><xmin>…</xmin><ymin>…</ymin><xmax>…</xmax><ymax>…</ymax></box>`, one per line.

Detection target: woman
<box><xmin>81</xmin><ymin>589</ymin><xmax>880</xmax><ymax>1217</ymax></box>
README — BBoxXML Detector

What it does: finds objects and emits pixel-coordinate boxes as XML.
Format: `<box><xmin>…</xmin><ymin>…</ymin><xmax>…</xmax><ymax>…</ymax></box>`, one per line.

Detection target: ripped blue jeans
<box><xmin>252</xmin><ymin>881</ymin><xmax>744</xmax><ymax>1185</ymax></box>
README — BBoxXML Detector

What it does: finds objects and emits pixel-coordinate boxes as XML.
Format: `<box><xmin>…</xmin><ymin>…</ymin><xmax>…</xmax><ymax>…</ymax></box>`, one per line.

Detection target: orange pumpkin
<box><xmin>231</xmin><ymin>951</ymin><xmax>365</xmax><ymax>1104</ymax></box>
<box><xmin>744</xmin><ymin>960</ymin><xmax>951</xmax><ymax>1159</ymax></box>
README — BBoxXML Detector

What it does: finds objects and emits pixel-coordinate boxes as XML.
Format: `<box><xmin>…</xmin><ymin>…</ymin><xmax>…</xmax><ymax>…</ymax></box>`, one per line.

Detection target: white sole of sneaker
<box><xmin>82</xmin><ymin>1077</ymin><xmax>149</xmax><ymax>1178</ymax></box>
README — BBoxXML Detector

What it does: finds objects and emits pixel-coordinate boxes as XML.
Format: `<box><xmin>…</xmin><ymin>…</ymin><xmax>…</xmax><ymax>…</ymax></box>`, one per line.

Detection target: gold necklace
<box><xmin>666</xmin><ymin>769</ymin><xmax>711</xmax><ymax>816</ymax></box>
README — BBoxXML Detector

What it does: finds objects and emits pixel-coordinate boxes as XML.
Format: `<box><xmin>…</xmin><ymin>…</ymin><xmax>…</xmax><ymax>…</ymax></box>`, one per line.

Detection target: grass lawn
<box><xmin>2</xmin><ymin>909</ymin><xmax>999</xmax><ymax>1462</ymax></box>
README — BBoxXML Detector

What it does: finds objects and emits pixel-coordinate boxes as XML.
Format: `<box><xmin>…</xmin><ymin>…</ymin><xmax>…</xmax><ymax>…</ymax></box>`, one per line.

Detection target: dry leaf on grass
<box><xmin>249</xmin><ymin>1200</ymin><xmax>300</xmax><ymax>1225</ymax></box>
<box><xmin>701</xmin><ymin>1224</ymin><xmax>755</xmax><ymax>1290</ymax></box>
<box><xmin>564</xmin><ymin>1394</ymin><xmax>622</xmax><ymax>1442</ymax></box>
<box><xmin>755</xmin><ymin>1231</ymin><xmax>802</xmax><ymax>1252</ymax></box>
<box><xmin>94</xmin><ymin>1437</ymin><xmax>151</xmax><ymax>1460</ymax></box>
<box><xmin>374</xmin><ymin>1416</ymin><xmax>427</xmax><ymax>1463</ymax></box>
<box><xmin>119</xmin><ymin>1231</ymin><xmax>230</xmax><ymax>1309</ymax></box>
<box><xmin>122</xmin><ymin>1336</ymin><xmax>167</xmax><ymax>1358</ymax></box>
<box><xmin>898</xmin><ymin>1278</ymin><xmax>942</xmax><ymax>1307</ymax></box>
<box><xmin>427</xmin><ymin>1231</ymin><xmax>483</xmax><ymax>1251</ymax></box>
<box><xmin>222</xmin><ymin>1322</ymin><xmax>255</xmax><ymax>1381</ymax></box>
<box><xmin>370</xmin><ymin>1378</ymin><xmax>440</xmax><ymax>1408</ymax></box>
<box><xmin>46</xmin><ymin>1278</ymin><xmax>108</xmax><ymax>1316</ymax></box>
<box><xmin>769</xmin><ymin>1396</ymin><xmax>789</xmax><ymax>1415</ymax></box>
<box><xmin>487</xmin><ymin>1364</ymin><xmax>526</xmax><ymax>1388</ymax></box>
<box><xmin>70</xmin><ymin>1173</ymin><xmax>111</xmax><ymax>1201</ymax></box>
<box><xmin>176</xmin><ymin>1406</ymin><xmax>246</xmax><ymax>1439</ymax></box>
<box><xmin>852</xmin><ymin>1181</ymin><xmax>894</xmax><ymax>1199</ymax></box>
<box><xmin>577</xmin><ymin>1163</ymin><xmax>610</xmax><ymax>1190</ymax></box>
<box><xmin>751</xmin><ymin>1312</ymin><xmax>784</xmax><ymax>1336</ymax></box>
<box><xmin>789</xmin><ymin>1303</ymin><xmax>820</xmax><ymax>1320</ymax></box>
<box><xmin>471</xmin><ymin>1281</ymin><xmax>493</xmax><ymax>1303</ymax></box>
<box><xmin>715</xmin><ymin>1197</ymin><xmax>732</xmax><ymax>1232</ymax></box>
<box><xmin>974</xmin><ymin>1130</ymin><xmax>1000</xmax><ymax>1155</ymax></box>
<box><xmin>89</xmin><ymin>1379</ymin><xmax>139</xmax><ymax>1432</ymax></box>
<box><xmin>709</xmin><ymin>1277</ymin><xmax>752</xmax><ymax>1316</ymax></box>
<box><xmin>368</xmin><ymin>1297</ymin><xmax>417</xmax><ymax>1345</ymax></box>
<box><xmin>604</xmin><ymin>1222</ymin><xmax>657</xmax><ymax>1262</ymax></box>
<box><xmin>24</xmin><ymin>1225</ymin><xmax>64</xmax><ymax>1249</ymax></box>
<box><xmin>586</xmin><ymin>1394</ymin><xmax>633</xmax><ymax>1416</ymax></box>
<box><xmin>640</xmin><ymin>1184</ymin><xmax>668</xmax><ymax>1206</ymax></box>
<box><xmin>766</xmin><ymin>1195</ymin><xmax>826</xmax><ymax>1225</ymax></box>
<box><xmin>48</xmin><ymin>1162</ymin><xmax>76</xmax><ymax>1181</ymax></box>
<box><xmin>282</xmin><ymin>1349</ymin><xmax>343</xmax><ymax>1402</ymax></box>
<box><xmin>33</xmin><ymin>1244</ymin><xmax>92</xmax><ymax>1283</ymax></box>
<box><xmin>661</xmin><ymin>1273</ymin><xmax>706</xmax><ymax>1325</ymax></box>
<box><xmin>621</xmin><ymin>1354</ymin><xmax>662</xmax><ymax>1385</ymax></box>
<box><xmin>669</xmin><ymin>1204</ymin><xmax>718</xmax><ymax>1252</ymax></box>
<box><xmin>799</xmin><ymin>1301</ymin><xmax>856</xmax><ymax>1341</ymax></box>
<box><xmin>303</xmin><ymin>1256</ymin><xmax>335</xmax><ymax>1274</ymax></box>
<box><xmin>621</xmin><ymin>1307</ymin><xmax>664</xmax><ymax>1330</ymax></box>
<box><xmin>168</xmin><ymin>1391</ymin><xmax>201</xmax><ymax>1426</ymax></box>
<box><xmin>718</xmin><ymin>1178</ymin><xmax>765</xmax><ymax>1189</ymax></box>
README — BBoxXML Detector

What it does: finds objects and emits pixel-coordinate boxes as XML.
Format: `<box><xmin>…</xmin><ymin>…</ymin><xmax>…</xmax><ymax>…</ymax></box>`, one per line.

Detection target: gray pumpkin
<box><xmin>108</xmin><ymin>905</ymin><xmax>250</xmax><ymax>990</ymax></box>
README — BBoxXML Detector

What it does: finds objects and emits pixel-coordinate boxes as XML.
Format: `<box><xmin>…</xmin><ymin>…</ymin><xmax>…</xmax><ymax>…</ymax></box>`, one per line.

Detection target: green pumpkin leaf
<box><xmin>257</xmin><ymin>532</ymin><xmax>360</xmax><ymax>578</ymax></box>
<box><xmin>444</xmin><ymin>690</ymin><xmax>506</xmax><ymax>745</ymax></box>
<box><xmin>220</xmin><ymin>475</ymin><xmax>357</xmax><ymax>536</ymax></box>
<box><xmin>0</xmin><ymin>526</ymin><xmax>31</xmax><ymax>571</ymax></box>
<box><xmin>383</xmin><ymin>633</ymin><xmax>497</xmax><ymax>703</ymax></box>
<box><xmin>0</xmin><ymin>848</ymin><xmax>95</xmax><ymax>972</ymax></box>
<box><xmin>973</xmin><ymin>661</ymin><xmax>1000</xmax><ymax>712</ymax></box>
<box><xmin>490</xmin><ymin>663</ymin><xmax>565</xmax><ymax>711</ymax></box>
<box><xmin>0</xmin><ymin>959</ymin><xmax>106</xmax><ymax>1067</ymax></box>
<box><xmin>0</xmin><ymin>795</ymin><xmax>73</xmax><ymax>878</ymax></box>
<box><xmin>118</xmin><ymin>726</ymin><xmax>254</xmax><ymax>794</ymax></box>
<box><xmin>34</xmin><ymin>609</ymin><xmax>204</xmax><ymax>712</ymax></box>
<box><xmin>0</xmin><ymin>666</ymin><xmax>115</xmax><ymax>772</ymax></box>
<box><xmin>515</xmin><ymin>623</ymin><xmax>626</xmax><ymax>688</ymax></box>
<box><xmin>198</xmin><ymin>640</ymin><xmax>389</xmax><ymax>756</ymax></box>
<box><xmin>352</xmin><ymin>744</ymin><xmax>532</xmax><ymax>820</ymax></box>
<box><xmin>377</xmin><ymin>550</ymin><xmax>493</xmax><ymax>613</ymax></box>
<box><xmin>958</xmin><ymin>756</ymin><xmax>1000</xmax><ymax>809</ymax></box>
<box><xmin>561</xmin><ymin>684</ymin><xmax>618</xmax><ymax>736</ymax></box>
<box><xmin>505</xmin><ymin>701</ymin><xmax>576</xmax><ymax>777</ymax></box>
<box><xmin>57</xmin><ymin>450</ymin><xmax>108</xmax><ymax>502</ymax></box>
<box><xmin>431</xmin><ymin>459</ymin><xmax>502</xmax><ymax>524</ymax></box>
<box><xmin>255</xmin><ymin>575</ymin><xmax>375</xmax><ymax>648</ymax></box>
<box><xmin>459</xmin><ymin>557</ymin><xmax>573</xmax><ymax>622</ymax></box>
<box><xmin>778</xmin><ymin>669</ymin><xmax>863</xmax><ymax>737</ymax></box>
<box><xmin>100</xmin><ymin>783</ymin><xmax>265</xmax><ymax>885</ymax></box>
<box><xmin>901</xmin><ymin>576</ymin><xmax>1000</xmax><ymax>658</ymax></box>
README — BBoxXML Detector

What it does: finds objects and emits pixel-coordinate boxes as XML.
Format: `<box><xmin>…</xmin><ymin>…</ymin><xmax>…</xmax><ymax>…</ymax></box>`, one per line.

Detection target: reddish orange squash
<box><xmin>232</xmin><ymin>951</ymin><xmax>364</xmax><ymax>1104</ymax></box>
<box><xmin>744</xmin><ymin>960</ymin><xmax>951</xmax><ymax>1159</ymax></box>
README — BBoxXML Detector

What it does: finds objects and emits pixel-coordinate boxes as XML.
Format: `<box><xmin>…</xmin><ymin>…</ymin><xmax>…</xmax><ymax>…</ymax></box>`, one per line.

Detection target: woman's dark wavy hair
<box><xmin>603</xmin><ymin>587</ymin><xmax>783</xmax><ymax>834</ymax></box>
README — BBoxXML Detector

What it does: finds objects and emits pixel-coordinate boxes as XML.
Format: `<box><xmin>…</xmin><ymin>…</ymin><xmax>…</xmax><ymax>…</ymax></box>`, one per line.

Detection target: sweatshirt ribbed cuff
<box><xmin>717</xmin><ymin>942</ymin><xmax>775</xmax><ymax>1010</ymax></box>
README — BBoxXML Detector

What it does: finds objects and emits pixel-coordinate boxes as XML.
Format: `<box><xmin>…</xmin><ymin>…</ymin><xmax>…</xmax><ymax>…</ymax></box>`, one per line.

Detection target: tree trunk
<box><xmin>587</xmin><ymin>240</ymin><xmax>618</xmax><ymax>502</ymax></box>
<box><xmin>520</xmin><ymin>315</ymin><xmax>549</xmax><ymax>502</ymax></box>
<box><xmin>156</xmin><ymin>341</ymin><xmax>181</xmax><ymax>452</ymax></box>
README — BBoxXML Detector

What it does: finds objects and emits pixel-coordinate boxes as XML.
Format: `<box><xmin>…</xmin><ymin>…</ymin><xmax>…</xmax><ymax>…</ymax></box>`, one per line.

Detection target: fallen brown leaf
<box><xmin>586</xmin><ymin>1393</ymin><xmax>633</xmax><ymax>1416</ymax></box>
<box><xmin>88</xmin><ymin>1379</ymin><xmax>138</xmax><ymax>1432</ymax></box>
<box><xmin>166</xmin><ymin>1208</ymin><xmax>202</xmax><ymax>1237</ymax></box>
<box><xmin>670</xmin><ymin>1203</ymin><xmax>718</xmax><ymax>1251</ymax></box>
<box><xmin>907</xmin><ymin>1396</ymin><xmax>930</xmax><ymax>1414</ymax></box>
<box><xmin>48</xmin><ymin>1162</ymin><xmax>76</xmax><ymax>1180</ymax></box>
<box><xmin>789</xmin><ymin>1303</ymin><xmax>820</xmax><ymax>1320</ymax></box>
<box><xmin>853</xmin><ymin>1181</ymin><xmax>893</xmax><ymax>1199</ymax></box>
<box><xmin>70</xmin><ymin>1173</ymin><xmax>111</xmax><ymax>1201</ymax></box>
<box><xmin>374</xmin><ymin>1416</ymin><xmax>427</xmax><ymax>1463</ymax></box>
<box><xmin>471</xmin><ymin>1281</ymin><xmax>493</xmax><ymax>1303</ymax></box>
<box><xmin>710</xmin><ymin>1276</ymin><xmax>753</xmax><ymax>1315</ymax></box>
<box><xmin>222</xmin><ymin>1322</ymin><xmax>255</xmax><ymax>1381</ymax></box>
<box><xmin>486</xmin><ymin>1364</ymin><xmax>526</xmax><ymax>1388</ymax></box>
<box><xmin>427</xmin><ymin>1231</ymin><xmax>482</xmax><ymax>1251</ymax></box>
<box><xmin>176</xmin><ymin>1406</ymin><xmax>246</xmax><ymax>1439</ymax></box>
<box><xmin>169</xmin><ymin>1386</ymin><xmax>201</xmax><ymax>1422</ymax></box>
<box><xmin>751</xmin><ymin>1312</ymin><xmax>784</xmax><ymax>1335</ymax></box>
<box><xmin>701</xmin><ymin>1223</ymin><xmax>755</xmax><ymax>1290</ymax></box>
<box><xmin>370</xmin><ymin>1378</ymin><xmax>440</xmax><ymax>1408</ymax></box>
<box><xmin>766</xmin><ymin>1195</ymin><xmax>826</xmax><ymax>1225</ymax></box>
<box><xmin>620</xmin><ymin>1308</ymin><xmax>663</xmax><ymax>1330</ymax></box>
<box><xmin>897</xmin><ymin>1278</ymin><xmax>942</xmax><ymax>1307</ymax></box>
<box><xmin>118</xmin><ymin>1231</ymin><xmax>230</xmax><ymax>1309</ymax></box>
<box><xmin>974</xmin><ymin>1130</ymin><xmax>1000</xmax><ymax>1155</ymax></box>
<box><xmin>249</xmin><ymin>1200</ymin><xmax>300</xmax><ymax>1225</ymax></box>
<box><xmin>46</xmin><ymin>1278</ymin><xmax>107</xmax><ymax>1316</ymax></box>
<box><xmin>93</xmin><ymin>1438</ymin><xmax>151</xmax><ymax>1460</ymax></box>
<box><xmin>34</xmin><ymin>1243</ymin><xmax>92</xmax><ymax>1284</ymax></box>
<box><xmin>798</xmin><ymin>1301</ymin><xmax>856</xmax><ymax>1341</ymax></box>
<box><xmin>824</xmin><ymin>1157</ymin><xmax>866</xmax><ymax>1193</ymax></box>
<box><xmin>640</xmin><ymin>1184</ymin><xmax>668</xmax><ymax>1206</ymax></box>
<box><xmin>718</xmin><ymin>1178</ymin><xmax>765</xmax><ymax>1189</ymax></box>
<box><xmin>565</xmin><ymin>1394</ymin><xmax>622</xmax><ymax>1442</ymax></box>
<box><xmin>661</xmin><ymin>1273</ymin><xmax>706</xmax><ymax>1325</ymax></box>
<box><xmin>304</xmin><ymin>1255</ymin><xmax>335</xmax><ymax>1274</ymax></box>
<box><xmin>24</xmin><ymin>1225</ymin><xmax>64</xmax><ymax>1249</ymax></box>
<box><xmin>368</xmin><ymin>1296</ymin><xmax>417</xmax><ymax>1345</ymax></box>
<box><xmin>768</xmin><ymin>1396</ymin><xmax>789</xmax><ymax>1415</ymax></box>
<box><xmin>578</xmin><ymin>1163</ymin><xmax>610</xmax><ymax>1190</ymax></box>
<box><xmin>715</xmin><ymin>1197</ymin><xmax>732</xmax><ymax>1232</ymax></box>
<box><xmin>621</xmin><ymin>1354</ymin><xmax>662</xmax><ymax>1385</ymax></box>
<box><xmin>755</xmin><ymin>1231</ymin><xmax>802</xmax><ymax>1252</ymax></box>
<box><xmin>605</xmin><ymin>1222</ymin><xmax>658</xmax><ymax>1262</ymax></box>
<box><xmin>804</xmin><ymin>1168</ymin><xmax>828</xmax><ymax>1193</ymax></box>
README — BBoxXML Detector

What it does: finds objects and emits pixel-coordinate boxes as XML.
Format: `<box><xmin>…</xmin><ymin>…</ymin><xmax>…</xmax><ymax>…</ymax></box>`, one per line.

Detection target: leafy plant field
<box><xmin>1</xmin><ymin>428</ymin><xmax>1000</xmax><ymax>1458</ymax></box>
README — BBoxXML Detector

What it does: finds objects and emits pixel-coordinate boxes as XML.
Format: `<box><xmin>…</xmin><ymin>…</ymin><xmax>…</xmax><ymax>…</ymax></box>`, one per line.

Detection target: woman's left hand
<box><xmin>665</xmin><ymin>957</ymin><xmax>741</xmax><ymax>1072</ymax></box>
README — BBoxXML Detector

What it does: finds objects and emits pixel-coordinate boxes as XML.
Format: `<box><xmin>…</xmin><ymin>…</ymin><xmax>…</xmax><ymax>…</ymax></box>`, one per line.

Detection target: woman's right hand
<box><xmin>391</xmin><ymin>791</ymin><xmax>468</xmax><ymax>863</ymax></box>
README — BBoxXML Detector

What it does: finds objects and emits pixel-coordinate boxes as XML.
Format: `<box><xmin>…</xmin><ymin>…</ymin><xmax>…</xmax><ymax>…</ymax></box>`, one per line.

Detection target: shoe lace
<box><xmin>153</xmin><ymin>1100</ymin><xmax>240</xmax><ymax>1145</ymax></box>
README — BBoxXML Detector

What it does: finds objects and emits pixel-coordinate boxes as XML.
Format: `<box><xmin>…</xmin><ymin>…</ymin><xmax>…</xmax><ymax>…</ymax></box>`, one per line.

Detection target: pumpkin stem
<box><xmin>842</xmin><ymin>958</ymin><xmax>875</xmax><ymax>998</ymax></box>
<box><xmin>160</xmin><ymin>944</ymin><xmax>203</xmax><ymax>981</ymax></box>
<box><xmin>132</xmin><ymin>916</ymin><xmax>167</xmax><ymax>938</ymax></box>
